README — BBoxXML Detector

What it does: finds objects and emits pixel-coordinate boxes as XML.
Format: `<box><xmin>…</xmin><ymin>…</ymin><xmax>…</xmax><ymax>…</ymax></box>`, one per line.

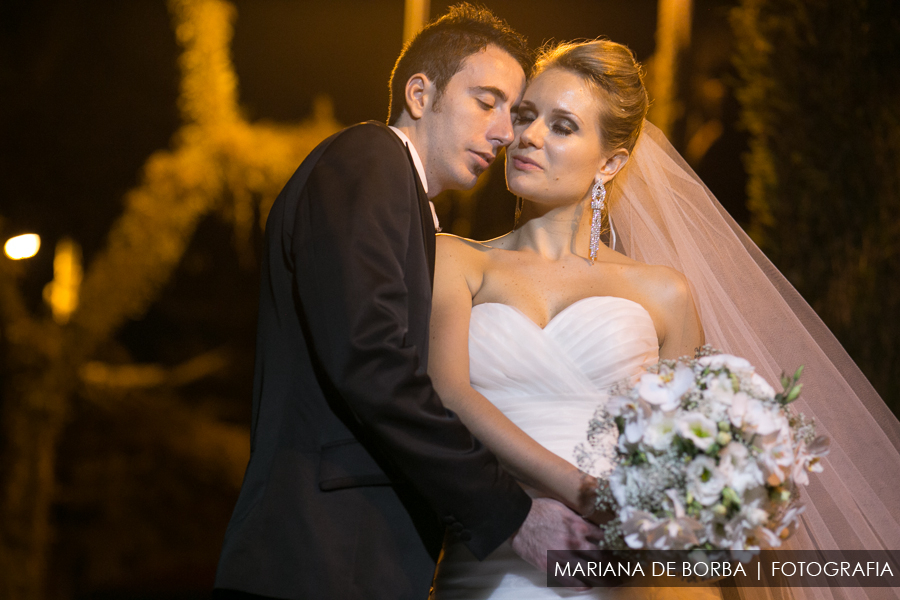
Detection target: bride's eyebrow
<box><xmin>549</xmin><ymin>108</ymin><xmax>582</xmax><ymax>125</ymax></box>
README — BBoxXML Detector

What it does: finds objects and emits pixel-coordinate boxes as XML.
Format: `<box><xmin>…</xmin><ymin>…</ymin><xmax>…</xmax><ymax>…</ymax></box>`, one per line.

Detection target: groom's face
<box><xmin>422</xmin><ymin>45</ymin><xmax>526</xmax><ymax>194</ymax></box>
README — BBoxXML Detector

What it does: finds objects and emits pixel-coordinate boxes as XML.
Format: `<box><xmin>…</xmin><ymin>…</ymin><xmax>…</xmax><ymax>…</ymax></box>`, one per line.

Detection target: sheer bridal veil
<box><xmin>610</xmin><ymin>121</ymin><xmax>900</xmax><ymax>600</ymax></box>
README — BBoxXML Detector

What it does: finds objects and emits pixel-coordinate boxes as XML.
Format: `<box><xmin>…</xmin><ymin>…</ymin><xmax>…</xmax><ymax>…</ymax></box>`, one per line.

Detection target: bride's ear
<box><xmin>596</xmin><ymin>148</ymin><xmax>630</xmax><ymax>184</ymax></box>
<box><xmin>403</xmin><ymin>73</ymin><xmax>434</xmax><ymax>120</ymax></box>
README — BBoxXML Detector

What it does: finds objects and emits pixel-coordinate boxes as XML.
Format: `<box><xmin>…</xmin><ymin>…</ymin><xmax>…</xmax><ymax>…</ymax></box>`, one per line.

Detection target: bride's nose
<box><xmin>518</xmin><ymin>121</ymin><xmax>544</xmax><ymax>149</ymax></box>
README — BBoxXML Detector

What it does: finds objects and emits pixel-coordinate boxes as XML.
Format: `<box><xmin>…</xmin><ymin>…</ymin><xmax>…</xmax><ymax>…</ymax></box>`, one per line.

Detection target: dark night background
<box><xmin>1</xmin><ymin>0</ymin><xmax>897</xmax><ymax>598</ymax></box>
<box><xmin>0</xmin><ymin>0</ymin><xmax>745</xmax><ymax>400</ymax></box>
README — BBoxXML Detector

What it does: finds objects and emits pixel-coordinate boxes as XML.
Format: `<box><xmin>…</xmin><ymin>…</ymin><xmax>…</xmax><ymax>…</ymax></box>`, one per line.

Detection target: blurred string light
<box><xmin>42</xmin><ymin>237</ymin><xmax>82</xmax><ymax>324</ymax></box>
<box><xmin>4</xmin><ymin>233</ymin><xmax>41</xmax><ymax>259</ymax></box>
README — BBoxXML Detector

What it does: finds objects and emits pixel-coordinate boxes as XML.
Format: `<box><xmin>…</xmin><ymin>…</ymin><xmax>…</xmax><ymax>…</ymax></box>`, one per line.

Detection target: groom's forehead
<box><xmin>448</xmin><ymin>45</ymin><xmax>526</xmax><ymax>97</ymax></box>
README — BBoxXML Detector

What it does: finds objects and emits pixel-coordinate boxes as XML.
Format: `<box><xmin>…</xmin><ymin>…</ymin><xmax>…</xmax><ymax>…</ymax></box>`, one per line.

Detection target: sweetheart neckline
<box><xmin>471</xmin><ymin>295</ymin><xmax>653</xmax><ymax>332</ymax></box>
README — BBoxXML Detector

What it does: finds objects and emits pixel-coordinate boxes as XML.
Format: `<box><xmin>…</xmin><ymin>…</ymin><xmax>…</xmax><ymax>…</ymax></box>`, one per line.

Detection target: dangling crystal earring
<box><xmin>589</xmin><ymin>179</ymin><xmax>606</xmax><ymax>264</ymax></box>
<box><xmin>514</xmin><ymin>196</ymin><xmax>524</xmax><ymax>228</ymax></box>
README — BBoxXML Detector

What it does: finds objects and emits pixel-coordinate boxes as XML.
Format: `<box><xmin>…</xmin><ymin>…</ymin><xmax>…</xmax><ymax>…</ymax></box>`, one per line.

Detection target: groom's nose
<box><xmin>488</xmin><ymin>110</ymin><xmax>515</xmax><ymax>147</ymax></box>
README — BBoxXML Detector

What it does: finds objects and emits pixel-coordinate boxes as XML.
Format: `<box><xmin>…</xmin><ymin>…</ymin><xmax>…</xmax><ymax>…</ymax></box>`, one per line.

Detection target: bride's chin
<box><xmin>506</xmin><ymin>179</ymin><xmax>531</xmax><ymax>199</ymax></box>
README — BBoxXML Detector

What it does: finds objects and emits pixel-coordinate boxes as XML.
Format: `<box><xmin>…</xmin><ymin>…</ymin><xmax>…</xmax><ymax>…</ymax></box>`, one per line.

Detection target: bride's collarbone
<box><xmin>475</xmin><ymin>279</ymin><xmax>644</xmax><ymax>327</ymax></box>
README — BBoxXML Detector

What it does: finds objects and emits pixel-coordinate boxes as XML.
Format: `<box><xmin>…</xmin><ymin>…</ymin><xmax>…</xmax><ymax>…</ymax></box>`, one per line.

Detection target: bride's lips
<box><xmin>510</xmin><ymin>154</ymin><xmax>542</xmax><ymax>171</ymax></box>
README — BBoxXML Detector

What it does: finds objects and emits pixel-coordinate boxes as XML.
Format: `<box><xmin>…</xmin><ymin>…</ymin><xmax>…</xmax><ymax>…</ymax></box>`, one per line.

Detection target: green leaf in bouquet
<box><xmin>780</xmin><ymin>372</ymin><xmax>791</xmax><ymax>389</ymax></box>
<box><xmin>785</xmin><ymin>383</ymin><xmax>803</xmax><ymax>403</ymax></box>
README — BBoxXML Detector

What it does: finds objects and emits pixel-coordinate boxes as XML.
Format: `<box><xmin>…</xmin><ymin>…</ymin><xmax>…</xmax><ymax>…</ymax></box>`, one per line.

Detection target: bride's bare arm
<box><xmin>428</xmin><ymin>235</ymin><xmax>600</xmax><ymax>518</ymax></box>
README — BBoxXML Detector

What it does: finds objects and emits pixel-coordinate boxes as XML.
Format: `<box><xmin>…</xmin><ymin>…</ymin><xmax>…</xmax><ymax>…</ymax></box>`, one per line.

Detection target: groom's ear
<box><xmin>596</xmin><ymin>148</ymin><xmax>630</xmax><ymax>184</ymax></box>
<box><xmin>403</xmin><ymin>73</ymin><xmax>433</xmax><ymax>120</ymax></box>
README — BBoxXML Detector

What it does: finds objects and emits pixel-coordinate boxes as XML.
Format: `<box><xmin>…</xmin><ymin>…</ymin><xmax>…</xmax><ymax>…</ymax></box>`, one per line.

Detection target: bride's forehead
<box><xmin>524</xmin><ymin>70</ymin><xmax>600</xmax><ymax>110</ymax></box>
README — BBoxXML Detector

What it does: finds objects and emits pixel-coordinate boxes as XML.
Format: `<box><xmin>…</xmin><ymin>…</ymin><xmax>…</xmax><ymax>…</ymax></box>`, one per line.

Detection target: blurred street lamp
<box><xmin>4</xmin><ymin>233</ymin><xmax>41</xmax><ymax>260</ymax></box>
<box><xmin>42</xmin><ymin>237</ymin><xmax>82</xmax><ymax>324</ymax></box>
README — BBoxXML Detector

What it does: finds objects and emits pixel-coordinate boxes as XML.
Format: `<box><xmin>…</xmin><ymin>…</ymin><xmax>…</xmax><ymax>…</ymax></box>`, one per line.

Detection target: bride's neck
<box><xmin>514</xmin><ymin>199</ymin><xmax>591</xmax><ymax>260</ymax></box>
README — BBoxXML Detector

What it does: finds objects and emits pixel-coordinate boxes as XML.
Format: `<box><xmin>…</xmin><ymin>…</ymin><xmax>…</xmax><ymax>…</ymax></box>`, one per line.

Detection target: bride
<box><xmin>427</xmin><ymin>39</ymin><xmax>900</xmax><ymax>600</ymax></box>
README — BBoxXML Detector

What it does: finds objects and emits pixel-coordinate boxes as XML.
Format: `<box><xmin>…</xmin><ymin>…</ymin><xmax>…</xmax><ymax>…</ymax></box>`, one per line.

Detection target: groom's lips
<box><xmin>470</xmin><ymin>150</ymin><xmax>494</xmax><ymax>170</ymax></box>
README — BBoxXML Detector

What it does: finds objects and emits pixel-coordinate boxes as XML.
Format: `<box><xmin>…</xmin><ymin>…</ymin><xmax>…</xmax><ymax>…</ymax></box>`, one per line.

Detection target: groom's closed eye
<box><xmin>477</xmin><ymin>97</ymin><xmax>496</xmax><ymax>110</ymax></box>
<box><xmin>471</xmin><ymin>85</ymin><xmax>509</xmax><ymax>111</ymax></box>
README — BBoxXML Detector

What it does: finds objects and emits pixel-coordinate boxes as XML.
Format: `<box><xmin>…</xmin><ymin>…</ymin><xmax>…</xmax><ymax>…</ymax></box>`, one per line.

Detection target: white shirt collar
<box><xmin>389</xmin><ymin>126</ymin><xmax>440</xmax><ymax>231</ymax></box>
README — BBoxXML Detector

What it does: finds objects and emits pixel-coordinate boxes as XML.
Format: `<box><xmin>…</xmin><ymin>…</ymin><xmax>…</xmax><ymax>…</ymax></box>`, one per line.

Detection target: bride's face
<box><xmin>506</xmin><ymin>68</ymin><xmax>605</xmax><ymax>206</ymax></box>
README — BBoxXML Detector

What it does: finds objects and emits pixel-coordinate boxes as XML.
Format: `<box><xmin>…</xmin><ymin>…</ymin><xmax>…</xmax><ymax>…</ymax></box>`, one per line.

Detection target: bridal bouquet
<box><xmin>576</xmin><ymin>347</ymin><xmax>830</xmax><ymax>552</ymax></box>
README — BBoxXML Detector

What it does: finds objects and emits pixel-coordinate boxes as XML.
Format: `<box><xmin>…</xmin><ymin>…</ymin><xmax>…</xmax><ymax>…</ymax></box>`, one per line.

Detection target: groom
<box><xmin>214</xmin><ymin>5</ymin><xmax>600</xmax><ymax>599</ymax></box>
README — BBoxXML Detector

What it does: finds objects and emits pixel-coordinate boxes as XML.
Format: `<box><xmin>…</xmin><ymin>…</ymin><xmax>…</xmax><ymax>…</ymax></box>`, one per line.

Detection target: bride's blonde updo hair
<box><xmin>533</xmin><ymin>39</ymin><xmax>648</xmax><ymax>154</ymax></box>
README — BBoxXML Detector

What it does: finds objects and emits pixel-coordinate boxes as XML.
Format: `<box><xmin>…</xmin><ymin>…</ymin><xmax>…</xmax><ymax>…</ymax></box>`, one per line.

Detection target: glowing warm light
<box><xmin>42</xmin><ymin>238</ymin><xmax>82</xmax><ymax>324</ymax></box>
<box><xmin>4</xmin><ymin>233</ymin><xmax>41</xmax><ymax>260</ymax></box>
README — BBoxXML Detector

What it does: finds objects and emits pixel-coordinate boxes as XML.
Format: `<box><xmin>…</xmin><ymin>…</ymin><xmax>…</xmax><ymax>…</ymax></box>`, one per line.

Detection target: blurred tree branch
<box><xmin>0</xmin><ymin>1</ymin><xmax>340</xmax><ymax>597</ymax></box>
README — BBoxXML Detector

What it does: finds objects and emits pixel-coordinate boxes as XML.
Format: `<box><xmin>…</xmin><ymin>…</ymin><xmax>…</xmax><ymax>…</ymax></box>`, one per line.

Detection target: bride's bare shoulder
<box><xmin>619</xmin><ymin>260</ymin><xmax>697</xmax><ymax>336</ymax></box>
<box><xmin>631</xmin><ymin>262</ymin><xmax>691</xmax><ymax>299</ymax></box>
<box><xmin>435</xmin><ymin>233</ymin><xmax>509</xmax><ymax>297</ymax></box>
<box><xmin>627</xmin><ymin>262</ymin><xmax>692</xmax><ymax>305</ymax></box>
<box><xmin>435</xmin><ymin>232</ymin><xmax>511</xmax><ymax>264</ymax></box>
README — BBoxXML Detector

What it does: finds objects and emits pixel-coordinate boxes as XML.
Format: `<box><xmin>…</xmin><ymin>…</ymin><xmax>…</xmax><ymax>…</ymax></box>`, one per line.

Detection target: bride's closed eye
<box><xmin>550</xmin><ymin>118</ymin><xmax>576</xmax><ymax>135</ymax></box>
<box><xmin>513</xmin><ymin>109</ymin><xmax>535</xmax><ymax>126</ymax></box>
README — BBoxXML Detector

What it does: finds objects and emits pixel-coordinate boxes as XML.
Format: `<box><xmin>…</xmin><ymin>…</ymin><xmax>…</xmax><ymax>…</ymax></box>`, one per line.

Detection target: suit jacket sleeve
<box><xmin>291</xmin><ymin>124</ymin><xmax>532</xmax><ymax>560</ymax></box>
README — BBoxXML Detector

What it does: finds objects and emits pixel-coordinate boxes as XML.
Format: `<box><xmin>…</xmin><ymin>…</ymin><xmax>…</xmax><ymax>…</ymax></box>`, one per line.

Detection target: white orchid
<box><xmin>729</xmin><ymin>393</ymin><xmax>785</xmax><ymax>437</ymax></box>
<box><xmin>647</xmin><ymin>515</ymin><xmax>704</xmax><ymax>550</ymax></box>
<box><xmin>619</xmin><ymin>507</ymin><xmax>662</xmax><ymax>549</ymax></box>
<box><xmin>772</xmin><ymin>504</ymin><xmax>806</xmax><ymax>542</ymax></box>
<box><xmin>791</xmin><ymin>435</ymin><xmax>830</xmax><ymax>485</ymax></box>
<box><xmin>638</xmin><ymin>365</ymin><xmax>693</xmax><ymax>411</ymax></box>
<box><xmin>757</xmin><ymin>432</ymin><xmax>796</xmax><ymax>486</ymax></box>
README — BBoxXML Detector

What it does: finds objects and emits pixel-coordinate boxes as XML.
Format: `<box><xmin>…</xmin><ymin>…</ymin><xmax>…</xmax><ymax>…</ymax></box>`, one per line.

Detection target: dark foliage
<box><xmin>732</xmin><ymin>0</ymin><xmax>900</xmax><ymax>412</ymax></box>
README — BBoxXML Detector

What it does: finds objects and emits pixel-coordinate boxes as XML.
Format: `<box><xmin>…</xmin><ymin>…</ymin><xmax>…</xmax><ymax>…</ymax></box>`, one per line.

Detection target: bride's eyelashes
<box><xmin>512</xmin><ymin>111</ymin><xmax>576</xmax><ymax>136</ymax></box>
<box><xmin>513</xmin><ymin>109</ymin><xmax>535</xmax><ymax>126</ymax></box>
<box><xmin>552</xmin><ymin>119</ymin><xmax>576</xmax><ymax>136</ymax></box>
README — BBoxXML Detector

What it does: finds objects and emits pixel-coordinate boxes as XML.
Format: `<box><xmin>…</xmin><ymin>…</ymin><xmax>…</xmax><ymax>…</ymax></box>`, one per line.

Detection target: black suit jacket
<box><xmin>214</xmin><ymin>122</ymin><xmax>532</xmax><ymax>600</ymax></box>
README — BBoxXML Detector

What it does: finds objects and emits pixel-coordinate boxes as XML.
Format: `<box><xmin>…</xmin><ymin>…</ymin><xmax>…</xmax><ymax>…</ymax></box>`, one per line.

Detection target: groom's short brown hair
<box><xmin>387</xmin><ymin>3</ymin><xmax>532</xmax><ymax>125</ymax></box>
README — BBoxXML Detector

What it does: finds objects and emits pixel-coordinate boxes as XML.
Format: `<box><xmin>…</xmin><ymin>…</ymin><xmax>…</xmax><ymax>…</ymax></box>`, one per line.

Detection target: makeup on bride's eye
<box><xmin>513</xmin><ymin>109</ymin><xmax>536</xmax><ymax>125</ymax></box>
<box><xmin>551</xmin><ymin>119</ymin><xmax>576</xmax><ymax>135</ymax></box>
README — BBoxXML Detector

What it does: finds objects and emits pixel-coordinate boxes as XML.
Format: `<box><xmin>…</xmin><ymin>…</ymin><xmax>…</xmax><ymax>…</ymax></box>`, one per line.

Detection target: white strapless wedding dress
<box><xmin>430</xmin><ymin>296</ymin><xmax>722</xmax><ymax>600</ymax></box>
